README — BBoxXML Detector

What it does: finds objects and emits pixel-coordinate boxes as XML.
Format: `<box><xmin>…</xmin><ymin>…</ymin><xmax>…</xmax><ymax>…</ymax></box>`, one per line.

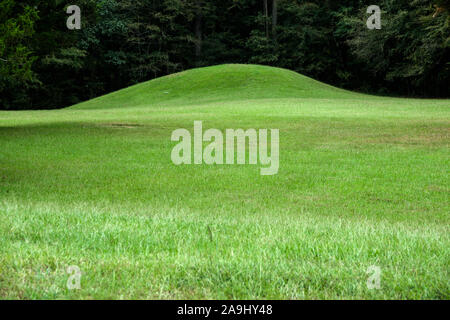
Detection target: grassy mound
<box><xmin>70</xmin><ymin>64</ymin><xmax>362</xmax><ymax>110</ymax></box>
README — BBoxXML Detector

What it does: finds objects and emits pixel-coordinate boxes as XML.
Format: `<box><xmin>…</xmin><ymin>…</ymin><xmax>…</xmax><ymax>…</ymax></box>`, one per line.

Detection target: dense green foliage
<box><xmin>1</xmin><ymin>65</ymin><xmax>448</xmax><ymax>298</ymax></box>
<box><xmin>0</xmin><ymin>0</ymin><xmax>449</xmax><ymax>109</ymax></box>
<box><xmin>0</xmin><ymin>0</ymin><xmax>38</xmax><ymax>109</ymax></box>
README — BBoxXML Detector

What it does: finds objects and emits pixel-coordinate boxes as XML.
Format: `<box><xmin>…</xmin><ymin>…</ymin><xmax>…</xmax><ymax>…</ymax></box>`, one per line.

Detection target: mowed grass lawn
<box><xmin>0</xmin><ymin>65</ymin><xmax>448</xmax><ymax>299</ymax></box>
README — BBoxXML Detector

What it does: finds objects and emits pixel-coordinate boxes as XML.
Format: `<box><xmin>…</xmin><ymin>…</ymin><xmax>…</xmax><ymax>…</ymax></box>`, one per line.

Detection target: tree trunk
<box><xmin>263</xmin><ymin>0</ymin><xmax>269</xmax><ymax>39</ymax></box>
<box><xmin>195</xmin><ymin>1</ymin><xmax>203</xmax><ymax>63</ymax></box>
<box><xmin>272</xmin><ymin>0</ymin><xmax>278</xmax><ymax>41</ymax></box>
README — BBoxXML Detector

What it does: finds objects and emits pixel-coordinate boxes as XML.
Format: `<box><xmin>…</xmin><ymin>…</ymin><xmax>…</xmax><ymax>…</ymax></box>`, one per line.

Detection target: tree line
<box><xmin>1</xmin><ymin>0</ymin><xmax>449</xmax><ymax>110</ymax></box>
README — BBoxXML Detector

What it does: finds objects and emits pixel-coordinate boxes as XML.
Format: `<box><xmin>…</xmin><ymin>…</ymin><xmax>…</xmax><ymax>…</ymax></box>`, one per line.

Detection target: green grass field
<box><xmin>0</xmin><ymin>64</ymin><xmax>449</xmax><ymax>299</ymax></box>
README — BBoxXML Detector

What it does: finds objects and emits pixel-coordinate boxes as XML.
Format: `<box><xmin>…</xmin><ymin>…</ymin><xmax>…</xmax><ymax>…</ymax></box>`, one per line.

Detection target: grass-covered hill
<box><xmin>70</xmin><ymin>64</ymin><xmax>364</xmax><ymax>110</ymax></box>
<box><xmin>0</xmin><ymin>64</ymin><xmax>449</xmax><ymax>299</ymax></box>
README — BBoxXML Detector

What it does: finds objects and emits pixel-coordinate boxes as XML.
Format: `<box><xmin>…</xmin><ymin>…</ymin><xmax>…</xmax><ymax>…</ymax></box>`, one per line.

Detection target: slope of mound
<box><xmin>69</xmin><ymin>64</ymin><xmax>364</xmax><ymax>110</ymax></box>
